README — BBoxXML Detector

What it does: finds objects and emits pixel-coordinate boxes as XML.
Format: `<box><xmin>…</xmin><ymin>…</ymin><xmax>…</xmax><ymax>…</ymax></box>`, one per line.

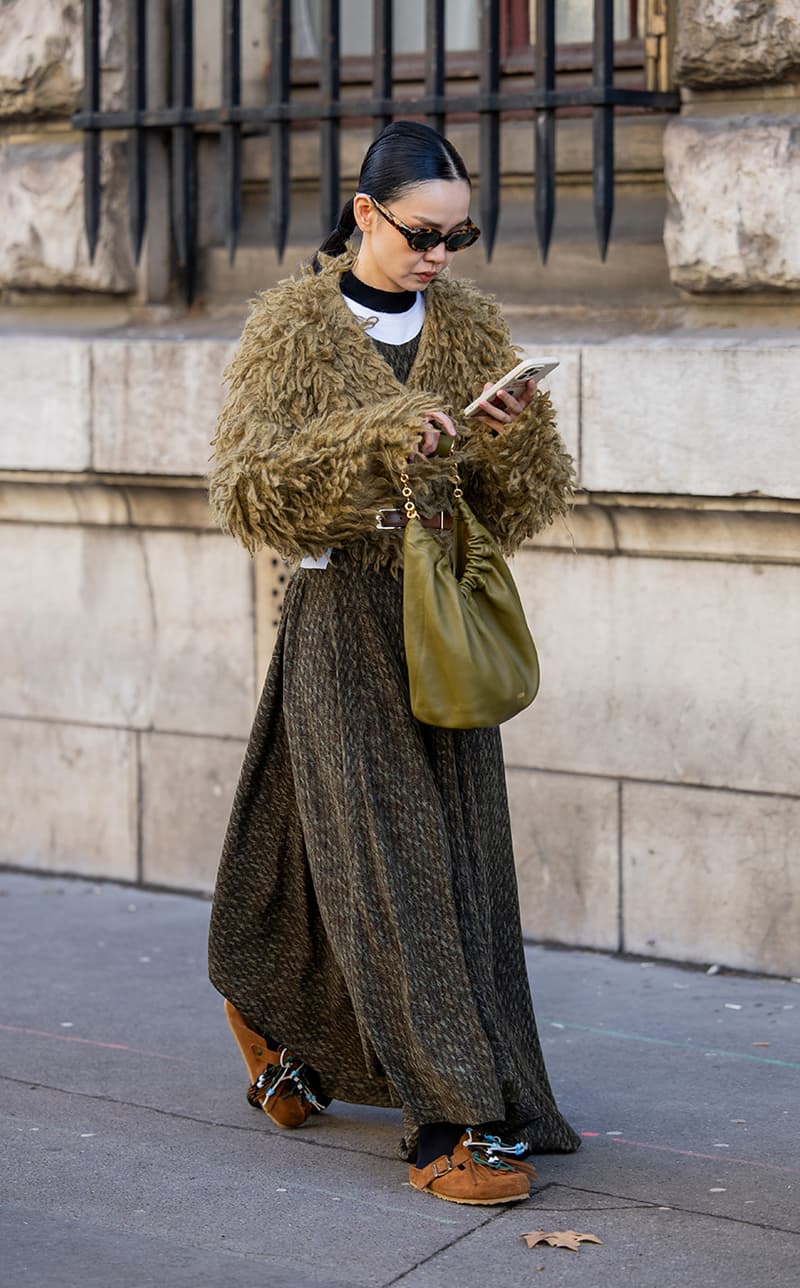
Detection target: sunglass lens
<box><xmin>409</xmin><ymin>230</ymin><xmax>441</xmax><ymax>251</ymax></box>
<box><xmin>445</xmin><ymin>227</ymin><xmax>480</xmax><ymax>251</ymax></box>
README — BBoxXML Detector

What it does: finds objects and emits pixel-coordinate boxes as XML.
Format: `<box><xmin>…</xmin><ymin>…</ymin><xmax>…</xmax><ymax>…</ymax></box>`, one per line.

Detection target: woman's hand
<box><xmin>409</xmin><ymin>409</ymin><xmax>457</xmax><ymax>459</ymax></box>
<box><xmin>473</xmin><ymin>378</ymin><xmax>538</xmax><ymax>432</ymax></box>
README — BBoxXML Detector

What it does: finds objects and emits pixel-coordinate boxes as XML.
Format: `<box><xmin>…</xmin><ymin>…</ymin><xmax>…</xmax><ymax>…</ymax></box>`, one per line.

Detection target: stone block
<box><xmin>141</xmin><ymin>731</ymin><xmax>246</xmax><ymax>893</ymax></box>
<box><xmin>663</xmin><ymin>116</ymin><xmax>800</xmax><ymax>294</ymax></box>
<box><xmin>580</xmin><ymin>339</ymin><xmax>800</xmax><ymax>496</ymax></box>
<box><xmin>0</xmin><ymin>525</ymin><xmax>255</xmax><ymax>738</ymax></box>
<box><xmin>0</xmin><ymin>141</ymin><xmax>135</xmax><ymax>292</ymax></box>
<box><xmin>194</xmin><ymin>1</ymin><xmax>269</xmax><ymax>111</ymax></box>
<box><xmin>622</xmin><ymin>781</ymin><xmax>800</xmax><ymax>976</ymax></box>
<box><xmin>0</xmin><ymin>337</ymin><xmax>91</xmax><ymax>470</ymax></box>
<box><xmin>0</xmin><ymin>480</ymin><xmax>213</xmax><ymax>530</ymax></box>
<box><xmin>0</xmin><ymin>717</ymin><xmax>137</xmax><ymax>879</ymax></box>
<box><xmin>674</xmin><ymin>0</ymin><xmax>800</xmax><ymax>89</ymax></box>
<box><xmin>0</xmin><ymin>0</ymin><xmax>81</xmax><ymax>118</ymax></box>
<box><xmin>504</xmin><ymin>549</ymin><xmax>800</xmax><ymax>797</ymax></box>
<box><xmin>0</xmin><ymin>0</ymin><xmax>125</xmax><ymax>119</ymax></box>
<box><xmin>136</xmin><ymin>529</ymin><xmax>256</xmax><ymax>736</ymax></box>
<box><xmin>121</xmin><ymin>485</ymin><xmax>214</xmax><ymax>531</ymax></box>
<box><xmin>92</xmin><ymin>339</ymin><xmax>235</xmax><ymax>475</ymax></box>
<box><xmin>607</xmin><ymin>503</ymin><xmax>800</xmax><ymax>565</ymax></box>
<box><xmin>529</xmin><ymin>500</ymin><xmax>800</xmax><ymax>564</ymax></box>
<box><xmin>507</xmin><ymin>768</ymin><xmax>620</xmax><ymax>950</ymax></box>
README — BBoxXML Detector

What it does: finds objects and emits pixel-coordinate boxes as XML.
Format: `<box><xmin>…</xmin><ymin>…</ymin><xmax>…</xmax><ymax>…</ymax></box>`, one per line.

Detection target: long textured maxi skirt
<box><xmin>208</xmin><ymin>550</ymin><xmax>580</xmax><ymax>1159</ymax></box>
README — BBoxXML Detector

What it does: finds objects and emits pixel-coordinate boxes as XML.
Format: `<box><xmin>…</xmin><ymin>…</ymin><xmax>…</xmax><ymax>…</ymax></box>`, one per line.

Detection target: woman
<box><xmin>208</xmin><ymin>120</ymin><xmax>580</xmax><ymax>1206</ymax></box>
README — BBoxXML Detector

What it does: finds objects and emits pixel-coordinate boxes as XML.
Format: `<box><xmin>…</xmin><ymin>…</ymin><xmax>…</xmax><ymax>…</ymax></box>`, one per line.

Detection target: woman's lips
<box><xmin>416</xmin><ymin>271</ymin><xmax>437</xmax><ymax>283</ymax></box>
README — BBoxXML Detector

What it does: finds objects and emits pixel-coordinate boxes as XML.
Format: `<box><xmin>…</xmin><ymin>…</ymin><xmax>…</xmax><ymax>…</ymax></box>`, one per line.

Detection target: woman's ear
<box><xmin>353</xmin><ymin>193</ymin><xmax>374</xmax><ymax>233</ymax></box>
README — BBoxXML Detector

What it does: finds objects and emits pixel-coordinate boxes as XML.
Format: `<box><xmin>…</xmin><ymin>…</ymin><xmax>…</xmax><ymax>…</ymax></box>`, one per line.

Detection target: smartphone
<box><xmin>463</xmin><ymin>357</ymin><xmax>560</xmax><ymax>418</ymax></box>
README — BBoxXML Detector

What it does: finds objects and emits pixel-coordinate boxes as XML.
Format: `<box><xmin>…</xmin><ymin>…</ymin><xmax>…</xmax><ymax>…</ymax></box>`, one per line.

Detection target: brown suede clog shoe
<box><xmin>409</xmin><ymin>1131</ymin><xmax>537</xmax><ymax>1206</ymax></box>
<box><xmin>223</xmin><ymin>1000</ymin><xmax>324</xmax><ymax>1130</ymax></box>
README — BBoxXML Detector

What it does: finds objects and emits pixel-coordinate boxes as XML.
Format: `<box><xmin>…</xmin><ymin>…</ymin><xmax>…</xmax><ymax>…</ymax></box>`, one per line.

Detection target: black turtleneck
<box><xmin>340</xmin><ymin>270</ymin><xmax>417</xmax><ymax>314</ymax></box>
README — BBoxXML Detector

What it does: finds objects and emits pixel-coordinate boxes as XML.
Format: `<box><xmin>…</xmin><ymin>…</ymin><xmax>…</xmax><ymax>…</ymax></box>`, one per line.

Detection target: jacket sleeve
<box><xmin>457</xmin><ymin>388</ymin><xmax>575</xmax><ymax>554</ymax></box>
<box><xmin>451</xmin><ymin>300</ymin><xmax>575</xmax><ymax>553</ymax></box>
<box><xmin>208</xmin><ymin>305</ymin><xmax>435</xmax><ymax>558</ymax></box>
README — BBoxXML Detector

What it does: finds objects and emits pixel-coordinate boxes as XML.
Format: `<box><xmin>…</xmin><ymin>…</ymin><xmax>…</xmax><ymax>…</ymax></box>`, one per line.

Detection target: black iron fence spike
<box><xmin>319</xmin><ymin>0</ymin><xmax>341</xmax><ymax>239</ymax></box>
<box><xmin>75</xmin><ymin>0</ymin><xmax>682</xmax><ymax>289</ymax></box>
<box><xmin>372</xmin><ymin>0</ymin><xmax>393</xmax><ymax>134</ymax></box>
<box><xmin>84</xmin><ymin>134</ymin><xmax>101</xmax><ymax>264</ymax></box>
<box><xmin>425</xmin><ymin>0</ymin><xmax>445</xmax><ymax>134</ymax></box>
<box><xmin>478</xmin><ymin>0</ymin><xmax>500</xmax><ymax>259</ymax></box>
<box><xmin>127</xmin><ymin>0</ymin><xmax>147</xmax><ymax>264</ymax></box>
<box><xmin>534</xmin><ymin>114</ymin><xmax>554</xmax><ymax>265</ymax></box>
<box><xmin>170</xmin><ymin>0</ymin><xmax>197</xmax><ymax>302</ymax></box>
<box><xmin>222</xmin><ymin>0</ymin><xmax>242</xmax><ymax>265</ymax></box>
<box><xmin>593</xmin><ymin>110</ymin><xmax>614</xmax><ymax>260</ymax></box>
<box><xmin>533</xmin><ymin>0</ymin><xmax>556</xmax><ymax>264</ymax></box>
<box><xmin>269</xmin><ymin>0</ymin><xmax>291</xmax><ymax>261</ymax></box>
<box><xmin>127</xmin><ymin>134</ymin><xmax>146</xmax><ymax>263</ymax></box>
<box><xmin>592</xmin><ymin>0</ymin><xmax>615</xmax><ymax>259</ymax></box>
<box><xmin>82</xmin><ymin>0</ymin><xmax>101</xmax><ymax>262</ymax></box>
<box><xmin>222</xmin><ymin>127</ymin><xmax>242</xmax><ymax>266</ymax></box>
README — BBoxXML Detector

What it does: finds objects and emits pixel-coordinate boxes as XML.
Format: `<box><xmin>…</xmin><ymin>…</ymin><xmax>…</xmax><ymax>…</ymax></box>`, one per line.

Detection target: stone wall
<box><xmin>665</xmin><ymin>0</ymin><xmax>800</xmax><ymax>293</ymax></box>
<box><xmin>0</xmin><ymin>140</ymin><xmax>135</xmax><ymax>293</ymax></box>
<box><xmin>0</xmin><ymin>0</ymin><xmax>125</xmax><ymax>119</ymax></box>
<box><xmin>673</xmin><ymin>0</ymin><xmax>800</xmax><ymax>88</ymax></box>
<box><xmin>0</xmin><ymin>0</ymin><xmax>83</xmax><ymax>121</ymax></box>
<box><xmin>1</xmin><ymin>0</ymin><xmax>799</xmax><ymax>979</ymax></box>
<box><xmin>0</xmin><ymin>0</ymin><xmax>132</xmax><ymax>296</ymax></box>
<box><xmin>1</xmin><ymin>334</ymin><xmax>798</xmax><ymax>976</ymax></box>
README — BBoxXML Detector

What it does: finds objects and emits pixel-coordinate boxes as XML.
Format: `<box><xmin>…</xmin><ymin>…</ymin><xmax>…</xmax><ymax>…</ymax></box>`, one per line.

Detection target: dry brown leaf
<box><xmin>522</xmin><ymin>1229</ymin><xmax>603</xmax><ymax>1253</ymax></box>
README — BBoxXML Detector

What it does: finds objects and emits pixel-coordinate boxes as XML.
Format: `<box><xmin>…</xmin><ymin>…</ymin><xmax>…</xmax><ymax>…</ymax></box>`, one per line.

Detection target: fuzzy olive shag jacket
<box><xmin>209</xmin><ymin>252</ymin><xmax>574</xmax><ymax>572</ymax></box>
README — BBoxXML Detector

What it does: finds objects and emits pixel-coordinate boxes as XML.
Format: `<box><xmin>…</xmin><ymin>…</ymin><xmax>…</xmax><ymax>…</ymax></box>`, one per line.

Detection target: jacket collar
<box><xmin>311</xmin><ymin>249</ymin><xmax>449</xmax><ymax>392</ymax></box>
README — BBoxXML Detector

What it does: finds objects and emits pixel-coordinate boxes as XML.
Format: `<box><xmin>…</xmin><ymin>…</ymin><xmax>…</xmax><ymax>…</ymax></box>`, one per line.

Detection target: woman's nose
<box><xmin>424</xmin><ymin>240</ymin><xmax>448</xmax><ymax>265</ymax></box>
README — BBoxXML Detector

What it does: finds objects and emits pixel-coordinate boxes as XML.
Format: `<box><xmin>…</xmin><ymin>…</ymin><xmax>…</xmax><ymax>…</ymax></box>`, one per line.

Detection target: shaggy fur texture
<box><xmin>209</xmin><ymin>251</ymin><xmax>574</xmax><ymax>573</ymax></box>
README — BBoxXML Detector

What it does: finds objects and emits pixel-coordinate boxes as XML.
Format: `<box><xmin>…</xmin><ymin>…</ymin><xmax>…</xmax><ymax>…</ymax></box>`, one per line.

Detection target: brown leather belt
<box><xmin>375</xmin><ymin>509</ymin><xmax>453</xmax><ymax>532</ymax></box>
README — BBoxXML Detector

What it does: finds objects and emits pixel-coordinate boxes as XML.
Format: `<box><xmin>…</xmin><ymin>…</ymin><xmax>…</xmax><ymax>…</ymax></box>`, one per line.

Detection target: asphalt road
<box><xmin>1</xmin><ymin>871</ymin><xmax>798</xmax><ymax>1287</ymax></box>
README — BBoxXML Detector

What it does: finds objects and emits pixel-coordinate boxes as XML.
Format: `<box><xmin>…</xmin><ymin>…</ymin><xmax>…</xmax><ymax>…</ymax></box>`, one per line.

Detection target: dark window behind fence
<box><xmin>75</xmin><ymin>0</ymin><xmax>680</xmax><ymax>304</ymax></box>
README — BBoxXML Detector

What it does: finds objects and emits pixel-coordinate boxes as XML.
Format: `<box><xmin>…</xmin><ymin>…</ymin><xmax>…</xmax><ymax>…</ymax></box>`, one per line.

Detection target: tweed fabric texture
<box><xmin>370</xmin><ymin>332</ymin><xmax>421</xmax><ymax>383</ymax></box>
<box><xmin>208</xmin><ymin>554</ymin><xmax>581</xmax><ymax>1159</ymax></box>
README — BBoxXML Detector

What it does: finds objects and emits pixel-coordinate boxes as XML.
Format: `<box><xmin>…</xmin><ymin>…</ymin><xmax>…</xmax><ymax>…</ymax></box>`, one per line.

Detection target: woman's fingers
<box><xmin>515</xmin><ymin>378</ymin><xmax>539</xmax><ymax>408</ymax></box>
<box><xmin>475</xmin><ymin>381</ymin><xmax>511</xmax><ymax>426</ymax></box>
<box><xmin>418</xmin><ymin>428</ymin><xmax>440</xmax><ymax>456</ymax></box>
<box><xmin>475</xmin><ymin>379</ymin><xmax>538</xmax><ymax>431</ymax></box>
<box><xmin>425</xmin><ymin>409</ymin><xmax>457</xmax><ymax>437</ymax></box>
<box><xmin>414</xmin><ymin>410</ymin><xmax>457</xmax><ymax>457</ymax></box>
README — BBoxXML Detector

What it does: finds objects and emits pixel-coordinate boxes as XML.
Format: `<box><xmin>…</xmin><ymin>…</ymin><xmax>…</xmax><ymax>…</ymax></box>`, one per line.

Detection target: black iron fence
<box><xmin>74</xmin><ymin>0</ymin><xmax>680</xmax><ymax>303</ymax></box>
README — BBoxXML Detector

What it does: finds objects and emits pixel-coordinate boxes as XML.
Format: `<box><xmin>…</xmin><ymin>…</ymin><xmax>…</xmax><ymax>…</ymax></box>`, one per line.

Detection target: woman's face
<box><xmin>352</xmin><ymin>179</ymin><xmax>473</xmax><ymax>293</ymax></box>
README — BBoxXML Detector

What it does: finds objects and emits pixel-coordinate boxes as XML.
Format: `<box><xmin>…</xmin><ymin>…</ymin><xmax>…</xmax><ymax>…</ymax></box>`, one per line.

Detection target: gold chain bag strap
<box><xmin>400</xmin><ymin>449</ymin><xmax>540</xmax><ymax>729</ymax></box>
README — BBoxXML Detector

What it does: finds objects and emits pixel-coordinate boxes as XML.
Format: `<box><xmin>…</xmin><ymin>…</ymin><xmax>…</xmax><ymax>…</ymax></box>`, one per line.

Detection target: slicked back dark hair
<box><xmin>314</xmin><ymin>120</ymin><xmax>470</xmax><ymax>268</ymax></box>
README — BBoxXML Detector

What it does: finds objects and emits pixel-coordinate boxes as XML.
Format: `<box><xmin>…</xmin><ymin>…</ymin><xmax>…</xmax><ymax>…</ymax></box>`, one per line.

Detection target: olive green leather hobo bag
<box><xmin>402</xmin><ymin>467</ymin><xmax>540</xmax><ymax>730</ymax></box>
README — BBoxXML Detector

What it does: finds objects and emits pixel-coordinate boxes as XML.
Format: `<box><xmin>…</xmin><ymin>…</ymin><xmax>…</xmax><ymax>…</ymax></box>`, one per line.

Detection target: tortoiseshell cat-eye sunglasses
<box><xmin>362</xmin><ymin>194</ymin><xmax>481</xmax><ymax>253</ymax></box>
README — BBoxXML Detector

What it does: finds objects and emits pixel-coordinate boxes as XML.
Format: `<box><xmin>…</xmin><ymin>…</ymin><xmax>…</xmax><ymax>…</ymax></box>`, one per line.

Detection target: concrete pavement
<box><xmin>1</xmin><ymin>870</ymin><xmax>798</xmax><ymax>1287</ymax></box>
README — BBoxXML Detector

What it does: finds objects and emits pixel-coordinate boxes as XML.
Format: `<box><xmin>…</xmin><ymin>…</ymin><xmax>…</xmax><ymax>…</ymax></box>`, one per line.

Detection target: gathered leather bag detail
<box><xmin>403</xmin><ymin>493</ymin><xmax>540</xmax><ymax>730</ymax></box>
